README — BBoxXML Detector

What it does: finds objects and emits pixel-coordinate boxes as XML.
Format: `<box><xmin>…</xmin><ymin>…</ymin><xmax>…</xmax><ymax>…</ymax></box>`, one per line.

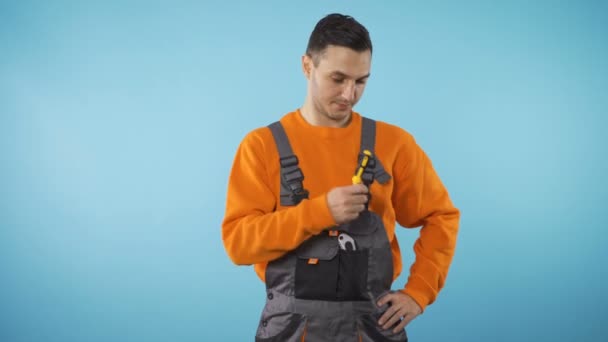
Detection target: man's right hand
<box><xmin>326</xmin><ymin>184</ymin><xmax>369</xmax><ymax>225</ymax></box>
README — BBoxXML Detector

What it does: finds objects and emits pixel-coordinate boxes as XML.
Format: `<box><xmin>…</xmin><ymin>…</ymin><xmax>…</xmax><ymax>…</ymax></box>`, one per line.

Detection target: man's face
<box><xmin>304</xmin><ymin>45</ymin><xmax>371</xmax><ymax>124</ymax></box>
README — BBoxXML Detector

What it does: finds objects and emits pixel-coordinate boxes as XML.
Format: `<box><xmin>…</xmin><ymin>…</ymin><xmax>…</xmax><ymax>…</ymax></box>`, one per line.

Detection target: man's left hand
<box><xmin>377</xmin><ymin>292</ymin><xmax>422</xmax><ymax>333</ymax></box>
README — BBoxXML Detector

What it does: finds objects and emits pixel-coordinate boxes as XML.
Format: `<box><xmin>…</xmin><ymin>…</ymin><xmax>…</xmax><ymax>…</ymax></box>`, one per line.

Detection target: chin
<box><xmin>326</xmin><ymin>107</ymin><xmax>351</xmax><ymax>118</ymax></box>
<box><xmin>326</xmin><ymin>112</ymin><xmax>349</xmax><ymax>121</ymax></box>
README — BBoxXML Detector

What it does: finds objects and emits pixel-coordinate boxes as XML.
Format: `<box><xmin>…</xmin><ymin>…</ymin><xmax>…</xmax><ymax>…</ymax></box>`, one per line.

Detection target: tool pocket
<box><xmin>294</xmin><ymin>233</ymin><xmax>371</xmax><ymax>301</ymax></box>
<box><xmin>357</xmin><ymin>314</ymin><xmax>408</xmax><ymax>342</ymax></box>
<box><xmin>337</xmin><ymin>249</ymin><xmax>369</xmax><ymax>300</ymax></box>
<box><xmin>294</xmin><ymin>234</ymin><xmax>339</xmax><ymax>300</ymax></box>
<box><xmin>255</xmin><ymin>312</ymin><xmax>307</xmax><ymax>342</ymax></box>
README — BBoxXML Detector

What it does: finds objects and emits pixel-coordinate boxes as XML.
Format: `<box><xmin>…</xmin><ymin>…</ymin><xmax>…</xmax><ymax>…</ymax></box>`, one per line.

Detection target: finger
<box><xmin>377</xmin><ymin>292</ymin><xmax>395</xmax><ymax>307</ymax></box>
<box><xmin>377</xmin><ymin>300</ymin><xmax>399</xmax><ymax>325</ymax></box>
<box><xmin>345</xmin><ymin>204</ymin><xmax>365</xmax><ymax>214</ymax></box>
<box><xmin>392</xmin><ymin>316</ymin><xmax>408</xmax><ymax>334</ymax></box>
<box><xmin>343</xmin><ymin>194</ymin><xmax>365</xmax><ymax>204</ymax></box>
<box><xmin>353</xmin><ymin>183</ymin><xmax>368</xmax><ymax>193</ymax></box>
<box><xmin>382</xmin><ymin>314</ymin><xmax>400</xmax><ymax>330</ymax></box>
<box><xmin>355</xmin><ymin>203</ymin><xmax>366</xmax><ymax>212</ymax></box>
<box><xmin>346</xmin><ymin>184</ymin><xmax>368</xmax><ymax>194</ymax></box>
<box><xmin>382</xmin><ymin>307</ymin><xmax>407</xmax><ymax>330</ymax></box>
<box><xmin>393</xmin><ymin>312</ymin><xmax>416</xmax><ymax>333</ymax></box>
<box><xmin>354</xmin><ymin>194</ymin><xmax>370</xmax><ymax>204</ymax></box>
<box><xmin>344</xmin><ymin>195</ymin><xmax>369</xmax><ymax>206</ymax></box>
<box><xmin>343</xmin><ymin>212</ymin><xmax>360</xmax><ymax>222</ymax></box>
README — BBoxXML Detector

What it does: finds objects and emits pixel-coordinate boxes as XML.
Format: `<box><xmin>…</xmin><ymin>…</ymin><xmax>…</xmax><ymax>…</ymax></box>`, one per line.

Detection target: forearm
<box><xmin>392</xmin><ymin>133</ymin><xmax>461</xmax><ymax>310</ymax></box>
<box><xmin>222</xmin><ymin>194</ymin><xmax>335</xmax><ymax>265</ymax></box>
<box><xmin>402</xmin><ymin>205</ymin><xmax>460</xmax><ymax>311</ymax></box>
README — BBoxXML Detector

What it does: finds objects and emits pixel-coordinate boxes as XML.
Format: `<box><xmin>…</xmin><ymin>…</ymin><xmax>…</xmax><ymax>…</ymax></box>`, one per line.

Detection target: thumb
<box><xmin>349</xmin><ymin>183</ymin><xmax>368</xmax><ymax>194</ymax></box>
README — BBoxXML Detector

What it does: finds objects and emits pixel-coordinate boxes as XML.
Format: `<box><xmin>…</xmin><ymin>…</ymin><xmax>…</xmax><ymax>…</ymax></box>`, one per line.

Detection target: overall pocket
<box><xmin>337</xmin><ymin>249</ymin><xmax>369</xmax><ymax>301</ymax></box>
<box><xmin>357</xmin><ymin>314</ymin><xmax>408</xmax><ymax>342</ymax></box>
<box><xmin>255</xmin><ymin>312</ymin><xmax>307</xmax><ymax>342</ymax></box>
<box><xmin>294</xmin><ymin>252</ymin><xmax>339</xmax><ymax>300</ymax></box>
<box><xmin>294</xmin><ymin>225</ymin><xmax>373</xmax><ymax>301</ymax></box>
<box><xmin>295</xmin><ymin>245</ymin><xmax>370</xmax><ymax>301</ymax></box>
<box><xmin>294</xmin><ymin>234</ymin><xmax>340</xmax><ymax>300</ymax></box>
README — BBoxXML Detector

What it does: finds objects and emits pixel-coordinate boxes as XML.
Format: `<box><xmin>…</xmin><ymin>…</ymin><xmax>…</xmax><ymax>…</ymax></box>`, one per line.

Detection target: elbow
<box><xmin>222</xmin><ymin>225</ymin><xmax>253</xmax><ymax>266</ymax></box>
<box><xmin>225</xmin><ymin>247</ymin><xmax>252</xmax><ymax>266</ymax></box>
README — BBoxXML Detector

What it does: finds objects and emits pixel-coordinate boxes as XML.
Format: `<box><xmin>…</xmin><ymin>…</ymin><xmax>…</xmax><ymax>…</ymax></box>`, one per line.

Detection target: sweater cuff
<box><xmin>400</xmin><ymin>275</ymin><xmax>437</xmax><ymax>313</ymax></box>
<box><xmin>301</xmin><ymin>193</ymin><xmax>336</xmax><ymax>235</ymax></box>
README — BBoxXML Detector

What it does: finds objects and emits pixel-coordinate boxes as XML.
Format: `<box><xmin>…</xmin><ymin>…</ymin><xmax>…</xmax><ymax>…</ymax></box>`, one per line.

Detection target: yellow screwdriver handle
<box><xmin>352</xmin><ymin>150</ymin><xmax>372</xmax><ymax>184</ymax></box>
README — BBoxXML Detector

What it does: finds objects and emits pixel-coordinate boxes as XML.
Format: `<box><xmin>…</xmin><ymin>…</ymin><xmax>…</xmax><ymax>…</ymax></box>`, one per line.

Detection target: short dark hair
<box><xmin>306</xmin><ymin>13</ymin><xmax>372</xmax><ymax>64</ymax></box>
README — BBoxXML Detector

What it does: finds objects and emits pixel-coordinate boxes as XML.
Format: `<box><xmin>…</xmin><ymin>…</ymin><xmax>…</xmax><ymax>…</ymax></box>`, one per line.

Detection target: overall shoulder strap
<box><xmin>268</xmin><ymin>121</ymin><xmax>309</xmax><ymax>206</ymax></box>
<box><xmin>360</xmin><ymin>117</ymin><xmax>392</xmax><ymax>184</ymax></box>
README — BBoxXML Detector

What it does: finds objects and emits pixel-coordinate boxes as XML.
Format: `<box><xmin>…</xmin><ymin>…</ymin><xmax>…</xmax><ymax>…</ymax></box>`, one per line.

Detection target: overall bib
<box><xmin>255</xmin><ymin>118</ymin><xmax>408</xmax><ymax>342</ymax></box>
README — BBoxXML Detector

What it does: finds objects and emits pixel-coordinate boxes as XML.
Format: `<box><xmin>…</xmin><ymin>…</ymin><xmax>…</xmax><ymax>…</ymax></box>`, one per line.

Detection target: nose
<box><xmin>340</xmin><ymin>81</ymin><xmax>356</xmax><ymax>102</ymax></box>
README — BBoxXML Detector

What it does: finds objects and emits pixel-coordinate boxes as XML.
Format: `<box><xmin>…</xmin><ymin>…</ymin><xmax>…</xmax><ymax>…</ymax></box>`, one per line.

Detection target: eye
<box><xmin>332</xmin><ymin>77</ymin><xmax>344</xmax><ymax>84</ymax></box>
<box><xmin>356</xmin><ymin>79</ymin><xmax>367</xmax><ymax>85</ymax></box>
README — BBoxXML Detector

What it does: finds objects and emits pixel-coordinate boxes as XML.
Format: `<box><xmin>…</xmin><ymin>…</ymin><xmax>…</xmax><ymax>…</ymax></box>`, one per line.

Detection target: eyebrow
<box><xmin>330</xmin><ymin>71</ymin><xmax>371</xmax><ymax>81</ymax></box>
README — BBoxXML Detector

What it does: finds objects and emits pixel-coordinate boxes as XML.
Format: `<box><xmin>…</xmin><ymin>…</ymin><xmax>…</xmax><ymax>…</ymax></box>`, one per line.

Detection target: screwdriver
<box><xmin>352</xmin><ymin>149</ymin><xmax>372</xmax><ymax>185</ymax></box>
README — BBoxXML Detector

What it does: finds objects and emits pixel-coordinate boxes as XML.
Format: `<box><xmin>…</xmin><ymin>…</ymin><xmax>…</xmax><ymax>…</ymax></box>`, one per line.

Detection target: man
<box><xmin>222</xmin><ymin>13</ymin><xmax>460</xmax><ymax>341</ymax></box>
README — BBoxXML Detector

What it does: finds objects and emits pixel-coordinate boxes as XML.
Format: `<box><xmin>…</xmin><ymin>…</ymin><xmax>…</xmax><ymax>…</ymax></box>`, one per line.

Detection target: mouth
<box><xmin>334</xmin><ymin>102</ymin><xmax>350</xmax><ymax>111</ymax></box>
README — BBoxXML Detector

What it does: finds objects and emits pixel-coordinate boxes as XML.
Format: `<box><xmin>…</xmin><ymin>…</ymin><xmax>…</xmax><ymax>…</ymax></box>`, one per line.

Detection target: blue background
<box><xmin>2</xmin><ymin>1</ymin><xmax>607</xmax><ymax>341</ymax></box>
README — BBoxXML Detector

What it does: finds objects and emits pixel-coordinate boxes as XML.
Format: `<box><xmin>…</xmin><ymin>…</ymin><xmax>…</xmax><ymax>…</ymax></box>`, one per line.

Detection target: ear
<box><xmin>302</xmin><ymin>54</ymin><xmax>312</xmax><ymax>80</ymax></box>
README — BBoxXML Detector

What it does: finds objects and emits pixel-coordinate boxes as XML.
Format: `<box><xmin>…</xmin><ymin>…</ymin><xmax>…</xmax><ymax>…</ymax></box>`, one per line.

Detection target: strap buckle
<box><xmin>280</xmin><ymin>155</ymin><xmax>299</xmax><ymax>168</ymax></box>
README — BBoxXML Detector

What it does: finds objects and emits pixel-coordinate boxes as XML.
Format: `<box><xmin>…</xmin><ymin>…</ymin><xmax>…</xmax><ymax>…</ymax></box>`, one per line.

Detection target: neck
<box><xmin>300</xmin><ymin>98</ymin><xmax>351</xmax><ymax>128</ymax></box>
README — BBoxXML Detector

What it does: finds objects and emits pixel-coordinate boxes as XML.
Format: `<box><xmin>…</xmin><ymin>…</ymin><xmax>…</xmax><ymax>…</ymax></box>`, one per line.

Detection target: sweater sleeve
<box><xmin>221</xmin><ymin>130</ymin><xmax>336</xmax><ymax>265</ymax></box>
<box><xmin>392</xmin><ymin>133</ymin><xmax>460</xmax><ymax>312</ymax></box>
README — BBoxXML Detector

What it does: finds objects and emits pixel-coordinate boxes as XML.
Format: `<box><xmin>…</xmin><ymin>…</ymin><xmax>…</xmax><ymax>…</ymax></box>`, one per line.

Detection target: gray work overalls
<box><xmin>255</xmin><ymin>118</ymin><xmax>408</xmax><ymax>342</ymax></box>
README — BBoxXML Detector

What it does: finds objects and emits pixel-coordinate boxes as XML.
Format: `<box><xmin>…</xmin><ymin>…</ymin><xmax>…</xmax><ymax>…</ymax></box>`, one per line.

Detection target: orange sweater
<box><xmin>222</xmin><ymin>110</ymin><xmax>460</xmax><ymax>311</ymax></box>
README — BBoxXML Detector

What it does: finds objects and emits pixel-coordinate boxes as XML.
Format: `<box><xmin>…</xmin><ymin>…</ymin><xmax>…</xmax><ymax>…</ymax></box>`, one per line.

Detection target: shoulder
<box><xmin>243</xmin><ymin>125</ymin><xmax>273</xmax><ymax>144</ymax></box>
<box><xmin>240</xmin><ymin>111</ymin><xmax>299</xmax><ymax>150</ymax></box>
<box><xmin>370</xmin><ymin>117</ymin><xmax>417</xmax><ymax>150</ymax></box>
<box><xmin>236</xmin><ymin>113</ymin><xmax>298</xmax><ymax>162</ymax></box>
<box><xmin>238</xmin><ymin>125</ymin><xmax>275</xmax><ymax>158</ymax></box>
